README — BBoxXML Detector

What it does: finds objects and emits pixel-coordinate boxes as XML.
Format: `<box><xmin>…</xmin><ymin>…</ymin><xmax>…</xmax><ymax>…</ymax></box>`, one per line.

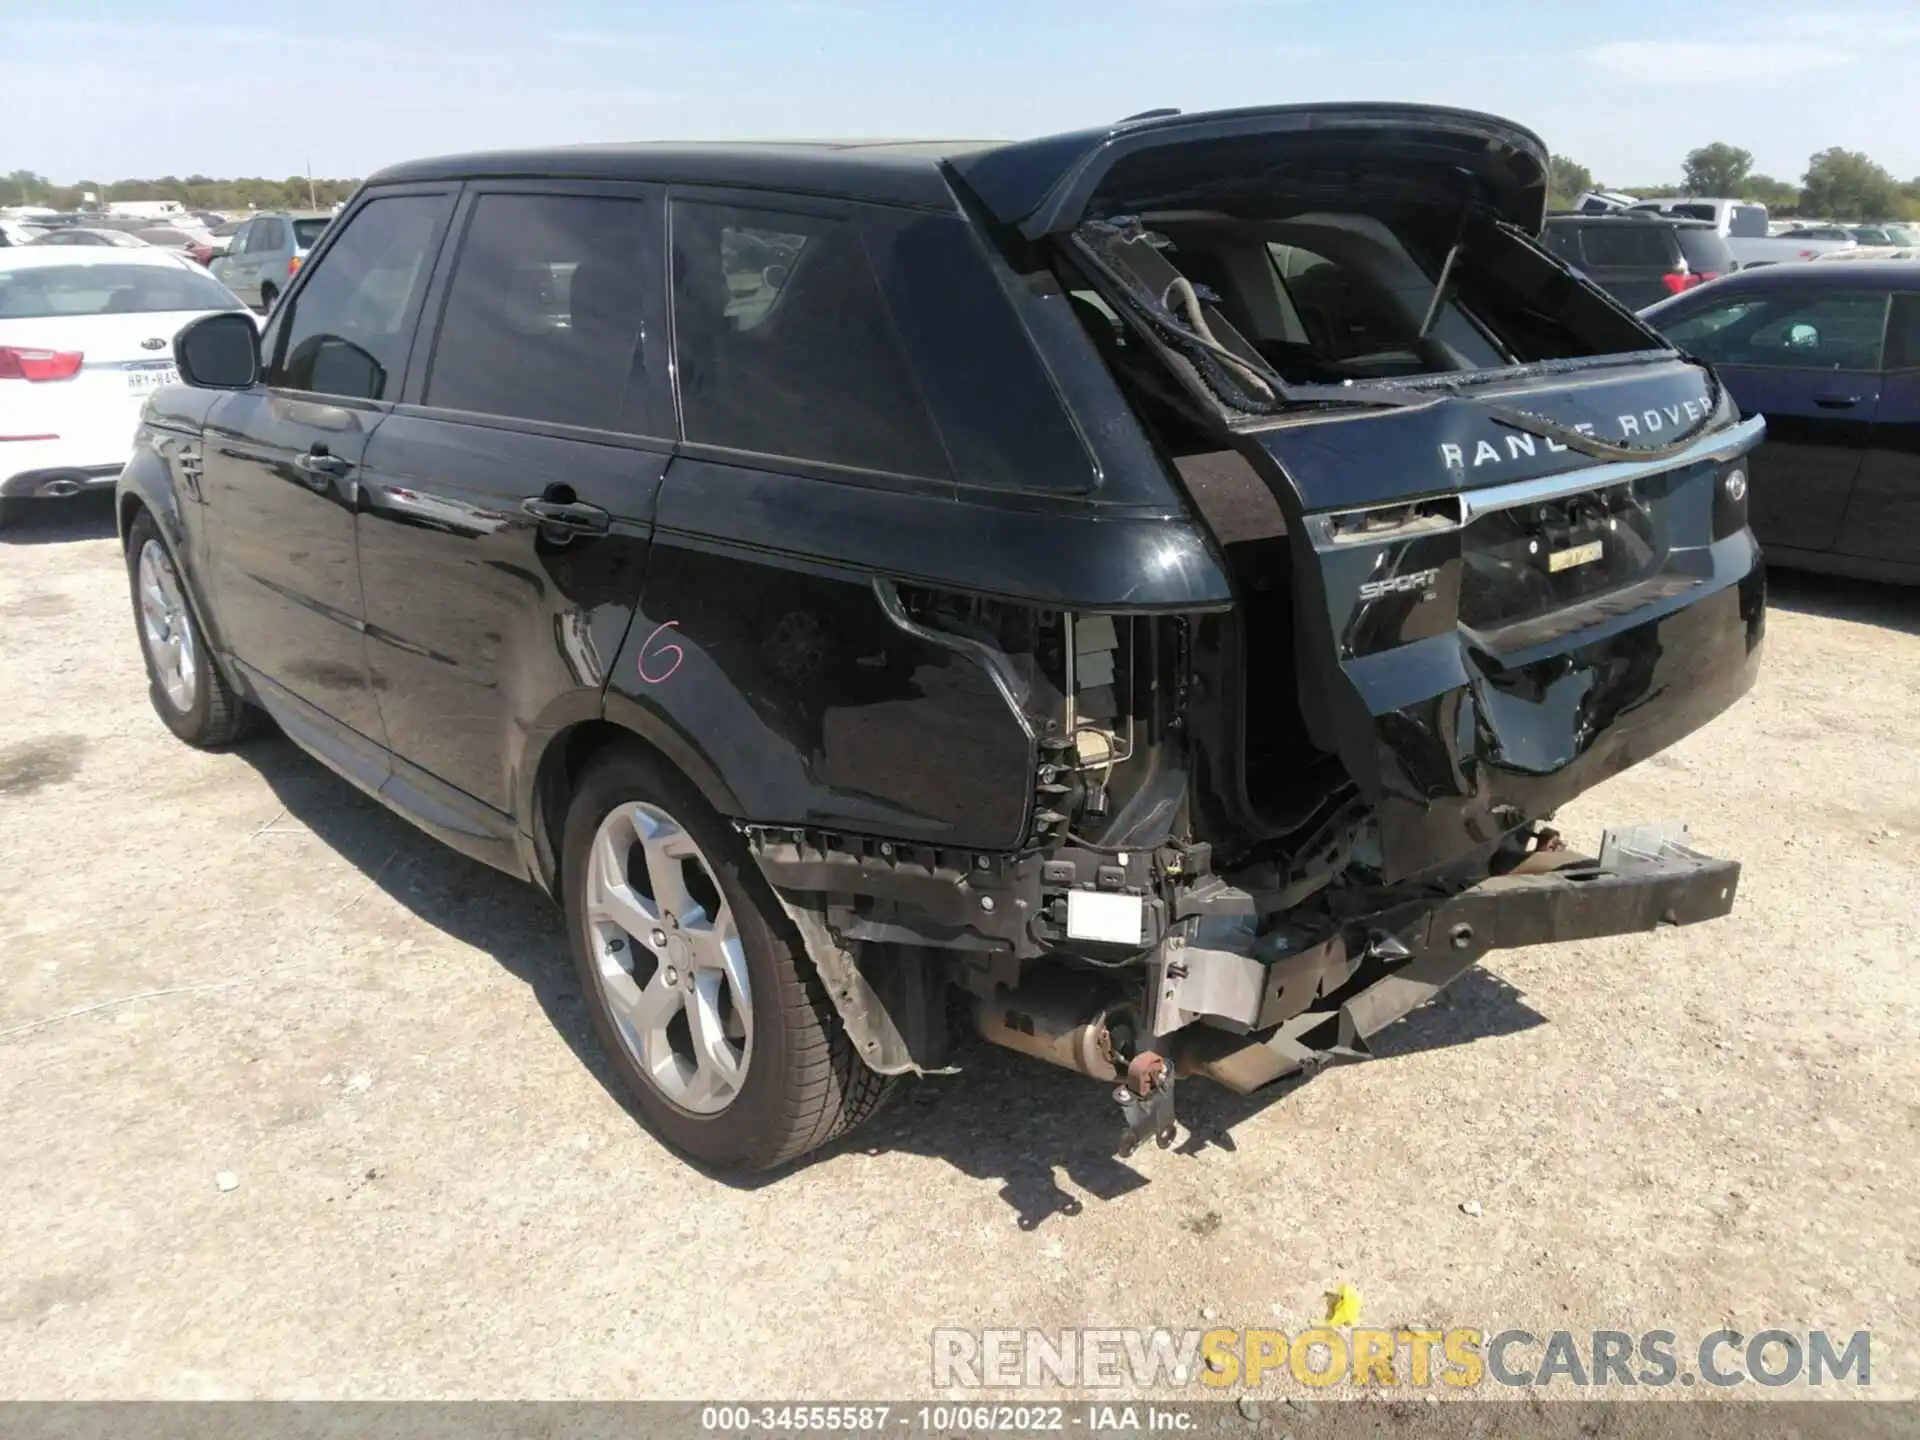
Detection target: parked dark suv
<box><xmin>120</xmin><ymin>105</ymin><xmax>1766</xmax><ymax>1172</ymax></box>
<box><xmin>1543</xmin><ymin>212</ymin><xmax>1735</xmax><ymax>309</ymax></box>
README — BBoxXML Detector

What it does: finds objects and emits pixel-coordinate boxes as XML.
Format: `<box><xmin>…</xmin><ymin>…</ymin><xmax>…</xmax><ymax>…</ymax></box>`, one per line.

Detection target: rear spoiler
<box><xmin>944</xmin><ymin>103</ymin><xmax>1550</xmax><ymax>240</ymax></box>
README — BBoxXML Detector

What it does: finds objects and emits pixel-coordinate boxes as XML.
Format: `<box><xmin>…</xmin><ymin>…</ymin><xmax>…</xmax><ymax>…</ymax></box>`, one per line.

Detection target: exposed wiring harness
<box><xmin>1160</xmin><ymin>275</ymin><xmax>1276</xmax><ymax>404</ymax></box>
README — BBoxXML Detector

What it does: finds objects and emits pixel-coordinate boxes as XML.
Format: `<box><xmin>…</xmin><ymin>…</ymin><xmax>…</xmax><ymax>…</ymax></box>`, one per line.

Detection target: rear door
<box><xmin>1837</xmin><ymin>291</ymin><xmax>1920</xmax><ymax>564</ymax></box>
<box><xmin>1659</xmin><ymin>285</ymin><xmax>1886</xmax><ymax>552</ymax></box>
<box><xmin>200</xmin><ymin>188</ymin><xmax>455</xmax><ymax>753</ymax></box>
<box><xmin>354</xmin><ymin>182</ymin><xmax>669</xmax><ymax>829</ymax></box>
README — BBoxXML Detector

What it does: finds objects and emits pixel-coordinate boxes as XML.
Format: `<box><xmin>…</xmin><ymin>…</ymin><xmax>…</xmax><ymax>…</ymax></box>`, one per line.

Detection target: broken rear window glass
<box><xmin>1066</xmin><ymin>208</ymin><xmax>1655</xmax><ymax>415</ymax></box>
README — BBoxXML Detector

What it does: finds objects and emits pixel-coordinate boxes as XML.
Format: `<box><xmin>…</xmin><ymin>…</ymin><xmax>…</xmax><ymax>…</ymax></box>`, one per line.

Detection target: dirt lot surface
<box><xmin>1</xmin><ymin>495</ymin><xmax>1916</xmax><ymax>1403</ymax></box>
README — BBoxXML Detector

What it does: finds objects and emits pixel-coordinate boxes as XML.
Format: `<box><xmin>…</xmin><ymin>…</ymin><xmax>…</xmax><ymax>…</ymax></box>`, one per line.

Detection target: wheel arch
<box><xmin>525</xmin><ymin>704</ymin><xmax>745</xmax><ymax>901</ymax></box>
<box><xmin>530</xmin><ymin>712</ymin><xmax>943</xmax><ymax>1080</ymax></box>
<box><xmin>116</xmin><ymin>460</ymin><xmax>243</xmax><ymax>688</ymax></box>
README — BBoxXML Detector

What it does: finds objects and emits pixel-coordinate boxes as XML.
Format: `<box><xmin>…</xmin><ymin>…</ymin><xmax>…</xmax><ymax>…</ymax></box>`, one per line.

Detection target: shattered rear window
<box><xmin>1067</xmin><ymin>209</ymin><xmax>1659</xmax><ymax>415</ymax></box>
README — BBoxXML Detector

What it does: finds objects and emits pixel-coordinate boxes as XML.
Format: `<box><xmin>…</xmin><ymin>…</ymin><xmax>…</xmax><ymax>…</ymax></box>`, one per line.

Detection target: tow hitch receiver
<box><xmin>1158</xmin><ymin>825</ymin><xmax>1741</xmax><ymax>1120</ymax></box>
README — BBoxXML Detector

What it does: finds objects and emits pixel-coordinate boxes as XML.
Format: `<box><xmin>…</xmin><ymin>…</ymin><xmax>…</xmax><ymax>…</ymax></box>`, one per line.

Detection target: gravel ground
<box><xmin>1</xmin><ymin>494</ymin><xmax>1916</xmax><ymax>1403</ymax></box>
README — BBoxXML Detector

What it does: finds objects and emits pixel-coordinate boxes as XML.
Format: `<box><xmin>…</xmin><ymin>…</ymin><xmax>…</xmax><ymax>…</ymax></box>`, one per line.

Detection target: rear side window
<box><xmin>1577</xmin><ymin>225</ymin><xmax>1676</xmax><ymax>269</ymax></box>
<box><xmin>425</xmin><ymin>193</ymin><xmax>659</xmax><ymax>434</ymax></box>
<box><xmin>0</xmin><ymin>263</ymin><xmax>241</xmax><ymax>318</ymax></box>
<box><xmin>1541</xmin><ymin>224</ymin><xmax>1582</xmax><ymax>263</ymax></box>
<box><xmin>246</xmin><ymin>221</ymin><xmax>282</xmax><ymax>255</ymax></box>
<box><xmin>1662</xmin><ymin>289</ymin><xmax>1888</xmax><ymax>370</ymax></box>
<box><xmin>1674</xmin><ymin>228</ymin><xmax>1734</xmax><ymax>275</ymax></box>
<box><xmin>268</xmin><ymin>193</ymin><xmax>451</xmax><ymax>401</ymax></box>
<box><xmin>1670</xmin><ymin>203</ymin><xmax>1717</xmax><ymax>223</ymax></box>
<box><xmin>671</xmin><ymin>200</ymin><xmax>949</xmax><ymax>479</ymax></box>
<box><xmin>1729</xmin><ymin>206</ymin><xmax>1769</xmax><ymax>238</ymax></box>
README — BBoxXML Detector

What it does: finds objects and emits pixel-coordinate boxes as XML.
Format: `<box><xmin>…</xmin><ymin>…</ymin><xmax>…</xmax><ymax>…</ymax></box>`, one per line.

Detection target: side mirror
<box><xmin>175</xmin><ymin>311</ymin><xmax>260</xmax><ymax>389</ymax></box>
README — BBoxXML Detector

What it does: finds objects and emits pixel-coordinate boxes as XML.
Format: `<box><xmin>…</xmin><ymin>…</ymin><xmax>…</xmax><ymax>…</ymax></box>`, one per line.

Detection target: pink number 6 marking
<box><xmin>636</xmin><ymin>620</ymin><xmax>684</xmax><ymax>685</ymax></box>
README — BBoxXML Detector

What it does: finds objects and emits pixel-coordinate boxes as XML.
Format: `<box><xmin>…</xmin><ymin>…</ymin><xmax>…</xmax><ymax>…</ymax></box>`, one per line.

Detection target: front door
<box><xmin>354</xmin><ymin>183</ymin><xmax>671</xmax><ymax>817</ymax></box>
<box><xmin>1660</xmin><ymin>286</ymin><xmax>1888</xmax><ymax>553</ymax></box>
<box><xmin>201</xmin><ymin>189</ymin><xmax>456</xmax><ymax>744</ymax></box>
<box><xmin>1837</xmin><ymin>291</ymin><xmax>1920</xmax><ymax>564</ymax></box>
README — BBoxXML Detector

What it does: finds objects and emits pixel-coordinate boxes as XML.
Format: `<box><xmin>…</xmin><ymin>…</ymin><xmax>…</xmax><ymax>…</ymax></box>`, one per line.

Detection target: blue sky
<box><xmin>8</xmin><ymin>0</ymin><xmax>1918</xmax><ymax>186</ymax></box>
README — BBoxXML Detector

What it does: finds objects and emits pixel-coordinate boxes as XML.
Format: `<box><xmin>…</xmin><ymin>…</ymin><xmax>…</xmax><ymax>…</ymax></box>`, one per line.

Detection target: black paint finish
<box><xmin>610</xmin><ymin>506</ymin><xmax>1037</xmax><ymax>848</ymax></box>
<box><xmin>198</xmin><ymin>389</ymin><xmax>388</xmax><ymax>740</ymax></box>
<box><xmin>354</xmin><ymin>413</ymin><xmax>662</xmax><ymax>816</ymax></box>
<box><xmin>121</xmin><ymin>109</ymin><xmax>1772</xmax><ymax>958</ymax></box>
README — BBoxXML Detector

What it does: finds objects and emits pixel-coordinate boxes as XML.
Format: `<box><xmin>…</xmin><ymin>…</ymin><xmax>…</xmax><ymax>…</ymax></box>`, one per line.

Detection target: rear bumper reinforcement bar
<box><xmin>1173</xmin><ymin>825</ymin><xmax>1739</xmax><ymax>1097</ymax></box>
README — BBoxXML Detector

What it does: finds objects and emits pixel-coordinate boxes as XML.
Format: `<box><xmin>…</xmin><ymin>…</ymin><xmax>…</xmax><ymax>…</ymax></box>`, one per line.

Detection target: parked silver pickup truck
<box><xmin>1628</xmin><ymin>198</ymin><xmax>1855</xmax><ymax>268</ymax></box>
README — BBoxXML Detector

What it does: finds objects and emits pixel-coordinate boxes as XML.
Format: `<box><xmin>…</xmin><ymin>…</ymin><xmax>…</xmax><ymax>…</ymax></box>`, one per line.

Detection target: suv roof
<box><xmin>367</xmin><ymin>103</ymin><xmax>1552</xmax><ymax>234</ymax></box>
<box><xmin>370</xmin><ymin>139</ymin><xmax>998</xmax><ymax>210</ymax></box>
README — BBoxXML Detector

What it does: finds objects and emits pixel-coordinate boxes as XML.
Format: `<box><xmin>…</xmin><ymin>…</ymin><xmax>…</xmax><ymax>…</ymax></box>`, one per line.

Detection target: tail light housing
<box><xmin>287</xmin><ymin>255</ymin><xmax>303</xmax><ymax>276</ymax></box>
<box><xmin>0</xmin><ymin>346</ymin><xmax>84</xmax><ymax>382</ymax></box>
<box><xmin>1660</xmin><ymin>271</ymin><xmax>1707</xmax><ymax>295</ymax></box>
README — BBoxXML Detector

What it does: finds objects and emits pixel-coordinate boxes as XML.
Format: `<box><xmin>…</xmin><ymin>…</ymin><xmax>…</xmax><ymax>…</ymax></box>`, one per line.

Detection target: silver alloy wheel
<box><xmin>137</xmin><ymin>539</ymin><xmax>198</xmax><ymax>714</ymax></box>
<box><xmin>584</xmin><ymin>800</ymin><xmax>752</xmax><ymax>1114</ymax></box>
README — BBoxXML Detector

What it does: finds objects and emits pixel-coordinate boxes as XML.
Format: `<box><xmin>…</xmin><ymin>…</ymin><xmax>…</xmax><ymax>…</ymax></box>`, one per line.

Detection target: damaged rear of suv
<box><xmin>138</xmin><ymin>104</ymin><xmax>1762</xmax><ymax>1174</ymax></box>
<box><xmin>747</xmin><ymin>105</ymin><xmax>1763</xmax><ymax>1161</ymax></box>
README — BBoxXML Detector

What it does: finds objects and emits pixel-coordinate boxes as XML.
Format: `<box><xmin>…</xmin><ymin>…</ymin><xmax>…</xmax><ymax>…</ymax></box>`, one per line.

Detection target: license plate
<box><xmin>1548</xmin><ymin>540</ymin><xmax>1604</xmax><ymax>573</ymax></box>
<box><xmin>126</xmin><ymin>367</ymin><xmax>178</xmax><ymax>393</ymax></box>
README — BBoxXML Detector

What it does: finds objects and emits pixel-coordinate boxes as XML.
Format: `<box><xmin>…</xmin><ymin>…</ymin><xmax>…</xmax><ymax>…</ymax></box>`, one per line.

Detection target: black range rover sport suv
<box><xmin>121</xmin><ymin>104</ymin><xmax>1765</xmax><ymax>1171</ymax></box>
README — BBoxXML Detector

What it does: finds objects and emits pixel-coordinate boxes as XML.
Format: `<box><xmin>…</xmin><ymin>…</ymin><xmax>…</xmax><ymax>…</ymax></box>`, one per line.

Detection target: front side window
<box><xmin>268</xmin><ymin>194</ymin><xmax>450</xmax><ymax>401</ymax></box>
<box><xmin>425</xmin><ymin>192</ymin><xmax>659</xmax><ymax>434</ymax></box>
<box><xmin>1662</xmin><ymin>290</ymin><xmax>1888</xmax><ymax>371</ymax></box>
<box><xmin>1728</xmin><ymin>205</ymin><xmax>1770</xmax><ymax>238</ymax></box>
<box><xmin>670</xmin><ymin>200</ymin><xmax>949</xmax><ymax>478</ymax></box>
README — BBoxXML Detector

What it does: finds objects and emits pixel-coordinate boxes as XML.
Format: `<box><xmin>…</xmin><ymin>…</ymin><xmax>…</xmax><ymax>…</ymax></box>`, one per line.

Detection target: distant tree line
<box><xmin>1548</xmin><ymin>143</ymin><xmax>1920</xmax><ymax>220</ymax></box>
<box><xmin>12</xmin><ymin>144</ymin><xmax>1918</xmax><ymax>223</ymax></box>
<box><xmin>5</xmin><ymin>169</ymin><xmax>359</xmax><ymax>213</ymax></box>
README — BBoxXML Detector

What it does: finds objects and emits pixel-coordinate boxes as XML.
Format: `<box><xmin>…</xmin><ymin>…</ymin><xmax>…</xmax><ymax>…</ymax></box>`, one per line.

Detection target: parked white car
<box><xmin>1627</xmin><ymin>198</ymin><xmax>1856</xmax><ymax>268</ymax></box>
<box><xmin>0</xmin><ymin>247</ymin><xmax>249</xmax><ymax>525</ymax></box>
<box><xmin>1814</xmin><ymin>245</ymin><xmax>1920</xmax><ymax>262</ymax></box>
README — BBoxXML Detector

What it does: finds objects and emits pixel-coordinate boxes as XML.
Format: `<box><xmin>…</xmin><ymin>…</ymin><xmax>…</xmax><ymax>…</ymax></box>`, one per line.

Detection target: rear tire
<box><xmin>561</xmin><ymin>743</ymin><xmax>893</xmax><ymax>1171</ymax></box>
<box><xmin>259</xmin><ymin>282</ymin><xmax>278</xmax><ymax>311</ymax></box>
<box><xmin>126</xmin><ymin>511</ymin><xmax>253</xmax><ymax>748</ymax></box>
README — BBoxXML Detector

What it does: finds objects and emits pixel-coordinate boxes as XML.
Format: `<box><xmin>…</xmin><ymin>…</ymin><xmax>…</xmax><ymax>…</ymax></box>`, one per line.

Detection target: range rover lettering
<box><xmin>119</xmin><ymin>105</ymin><xmax>1766</xmax><ymax>1172</ymax></box>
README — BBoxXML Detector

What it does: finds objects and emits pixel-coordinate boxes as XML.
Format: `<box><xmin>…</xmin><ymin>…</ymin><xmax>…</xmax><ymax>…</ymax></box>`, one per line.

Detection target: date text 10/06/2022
<box><xmin>699</xmin><ymin>1405</ymin><xmax>1198</xmax><ymax>1433</ymax></box>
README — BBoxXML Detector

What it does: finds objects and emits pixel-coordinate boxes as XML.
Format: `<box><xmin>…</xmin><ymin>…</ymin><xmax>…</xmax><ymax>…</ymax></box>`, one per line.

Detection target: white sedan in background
<box><xmin>0</xmin><ymin>247</ymin><xmax>249</xmax><ymax>526</ymax></box>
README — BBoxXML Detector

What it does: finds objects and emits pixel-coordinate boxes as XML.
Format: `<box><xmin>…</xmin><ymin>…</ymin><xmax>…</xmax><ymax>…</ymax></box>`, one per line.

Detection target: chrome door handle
<box><xmin>294</xmin><ymin>451</ymin><xmax>353</xmax><ymax>488</ymax></box>
<box><xmin>521</xmin><ymin>497</ymin><xmax>611</xmax><ymax>534</ymax></box>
